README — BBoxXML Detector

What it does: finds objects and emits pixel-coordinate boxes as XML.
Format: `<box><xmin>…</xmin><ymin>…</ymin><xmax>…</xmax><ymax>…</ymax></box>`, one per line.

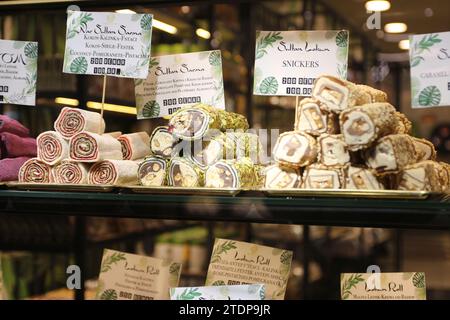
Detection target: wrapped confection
<box><xmin>168</xmin><ymin>104</ymin><xmax>249</xmax><ymax>140</ymax></box>
<box><xmin>54</xmin><ymin>107</ymin><xmax>105</xmax><ymax>139</ymax></box>
<box><xmin>150</xmin><ymin>126</ymin><xmax>181</xmax><ymax>158</ymax></box>
<box><xmin>204</xmin><ymin>157</ymin><xmax>256</xmax><ymax>188</ymax></box>
<box><xmin>412</xmin><ymin>137</ymin><xmax>436</xmax><ymax>161</ymax></box>
<box><xmin>273</xmin><ymin>131</ymin><xmax>317</xmax><ymax>168</ymax></box>
<box><xmin>0</xmin><ymin>157</ymin><xmax>31</xmax><ymax>182</ymax></box>
<box><xmin>345</xmin><ymin>166</ymin><xmax>384</xmax><ymax>190</ymax></box>
<box><xmin>104</xmin><ymin>131</ymin><xmax>122</xmax><ymax>138</ymax></box>
<box><xmin>88</xmin><ymin>160</ymin><xmax>139</xmax><ymax>185</ymax></box>
<box><xmin>317</xmin><ymin>134</ymin><xmax>350</xmax><ymax>167</ymax></box>
<box><xmin>340</xmin><ymin>102</ymin><xmax>398</xmax><ymax>151</ymax></box>
<box><xmin>294</xmin><ymin>98</ymin><xmax>338</xmax><ymax>136</ymax></box>
<box><xmin>302</xmin><ymin>164</ymin><xmax>344</xmax><ymax>189</ymax></box>
<box><xmin>397</xmin><ymin>161</ymin><xmax>443</xmax><ymax>192</ymax></box>
<box><xmin>37</xmin><ymin>131</ymin><xmax>69</xmax><ymax>165</ymax></box>
<box><xmin>117</xmin><ymin>132</ymin><xmax>151</xmax><ymax>160</ymax></box>
<box><xmin>312</xmin><ymin>76</ymin><xmax>387</xmax><ymax>113</ymax></box>
<box><xmin>52</xmin><ymin>161</ymin><xmax>90</xmax><ymax>184</ymax></box>
<box><xmin>0</xmin><ymin>114</ymin><xmax>30</xmax><ymax>137</ymax></box>
<box><xmin>138</xmin><ymin>156</ymin><xmax>168</xmax><ymax>187</ymax></box>
<box><xmin>394</xmin><ymin>112</ymin><xmax>412</xmax><ymax>135</ymax></box>
<box><xmin>254</xmin><ymin>164</ymin><xmax>266</xmax><ymax>188</ymax></box>
<box><xmin>19</xmin><ymin>158</ymin><xmax>52</xmax><ymax>183</ymax></box>
<box><xmin>0</xmin><ymin>132</ymin><xmax>36</xmax><ymax>159</ymax></box>
<box><xmin>168</xmin><ymin>157</ymin><xmax>204</xmax><ymax>187</ymax></box>
<box><xmin>439</xmin><ymin>162</ymin><xmax>450</xmax><ymax>191</ymax></box>
<box><xmin>364</xmin><ymin>134</ymin><xmax>418</xmax><ymax>174</ymax></box>
<box><xmin>264</xmin><ymin>164</ymin><xmax>301</xmax><ymax>189</ymax></box>
<box><xmin>69</xmin><ymin>132</ymin><xmax>122</xmax><ymax>162</ymax></box>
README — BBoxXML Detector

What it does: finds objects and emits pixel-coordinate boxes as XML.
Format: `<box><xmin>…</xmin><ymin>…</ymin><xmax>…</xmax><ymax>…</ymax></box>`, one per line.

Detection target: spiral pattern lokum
<box><xmin>88</xmin><ymin>160</ymin><xmax>139</xmax><ymax>185</ymax></box>
<box><xmin>19</xmin><ymin>158</ymin><xmax>52</xmax><ymax>183</ymax></box>
<box><xmin>52</xmin><ymin>161</ymin><xmax>89</xmax><ymax>184</ymax></box>
<box><xmin>54</xmin><ymin>107</ymin><xmax>105</xmax><ymax>139</ymax></box>
<box><xmin>37</xmin><ymin>131</ymin><xmax>69</xmax><ymax>165</ymax></box>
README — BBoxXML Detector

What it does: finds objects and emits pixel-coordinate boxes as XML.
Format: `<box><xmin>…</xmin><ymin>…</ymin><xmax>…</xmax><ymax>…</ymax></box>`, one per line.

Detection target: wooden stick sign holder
<box><xmin>99</xmin><ymin>74</ymin><xmax>107</xmax><ymax>134</ymax></box>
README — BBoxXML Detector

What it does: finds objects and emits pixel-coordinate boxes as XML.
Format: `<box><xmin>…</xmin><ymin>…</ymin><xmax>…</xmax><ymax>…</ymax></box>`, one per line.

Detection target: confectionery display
<box><xmin>345</xmin><ymin>166</ymin><xmax>384</xmax><ymax>190</ymax></box>
<box><xmin>168</xmin><ymin>157</ymin><xmax>203</xmax><ymax>187</ymax></box>
<box><xmin>18</xmin><ymin>158</ymin><xmax>52</xmax><ymax>183</ymax></box>
<box><xmin>204</xmin><ymin>157</ymin><xmax>258</xmax><ymax>188</ymax></box>
<box><xmin>117</xmin><ymin>132</ymin><xmax>151</xmax><ymax>160</ymax></box>
<box><xmin>69</xmin><ymin>132</ymin><xmax>123</xmax><ymax>162</ymax></box>
<box><xmin>295</xmin><ymin>98</ymin><xmax>338</xmax><ymax>135</ymax></box>
<box><xmin>317</xmin><ymin>134</ymin><xmax>350</xmax><ymax>167</ymax></box>
<box><xmin>88</xmin><ymin>160</ymin><xmax>139</xmax><ymax>185</ymax></box>
<box><xmin>264</xmin><ymin>164</ymin><xmax>302</xmax><ymax>189</ymax></box>
<box><xmin>37</xmin><ymin>131</ymin><xmax>69</xmax><ymax>166</ymax></box>
<box><xmin>54</xmin><ymin>107</ymin><xmax>105</xmax><ymax>139</ymax></box>
<box><xmin>52</xmin><ymin>161</ymin><xmax>90</xmax><ymax>184</ymax></box>
<box><xmin>302</xmin><ymin>164</ymin><xmax>345</xmax><ymax>189</ymax></box>
<box><xmin>149</xmin><ymin>126</ymin><xmax>180</xmax><ymax>158</ymax></box>
<box><xmin>272</xmin><ymin>131</ymin><xmax>318</xmax><ymax>168</ymax></box>
<box><xmin>138</xmin><ymin>156</ymin><xmax>168</xmax><ymax>187</ymax></box>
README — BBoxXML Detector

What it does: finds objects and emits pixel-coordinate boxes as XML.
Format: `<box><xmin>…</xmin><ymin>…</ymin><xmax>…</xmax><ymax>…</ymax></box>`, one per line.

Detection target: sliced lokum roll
<box><xmin>54</xmin><ymin>107</ymin><xmax>105</xmax><ymax>139</ymax></box>
<box><xmin>317</xmin><ymin>134</ymin><xmax>350</xmax><ymax>167</ymax></box>
<box><xmin>104</xmin><ymin>132</ymin><xmax>122</xmax><ymax>138</ymax></box>
<box><xmin>340</xmin><ymin>102</ymin><xmax>398</xmax><ymax>151</ymax></box>
<box><xmin>69</xmin><ymin>132</ymin><xmax>122</xmax><ymax>162</ymax></box>
<box><xmin>138</xmin><ymin>156</ymin><xmax>168</xmax><ymax>187</ymax></box>
<box><xmin>264</xmin><ymin>164</ymin><xmax>301</xmax><ymax>189</ymax></box>
<box><xmin>295</xmin><ymin>98</ymin><xmax>338</xmax><ymax>136</ymax></box>
<box><xmin>439</xmin><ymin>162</ymin><xmax>450</xmax><ymax>191</ymax></box>
<box><xmin>302</xmin><ymin>164</ymin><xmax>344</xmax><ymax>189</ymax></box>
<box><xmin>273</xmin><ymin>131</ymin><xmax>317</xmax><ymax>168</ymax></box>
<box><xmin>52</xmin><ymin>161</ymin><xmax>90</xmax><ymax>184</ymax></box>
<box><xmin>88</xmin><ymin>160</ymin><xmax>139</xmax><ymax>185</ymax></box>
<box><xmin>345</xmin><ymin>166</ymin><xmax>384</xmax><ymax>190</ymax></box>
<box><xmin>168</xmin><ymin>157</ymin><xmax>204</xmax><ymax>187</ymax></box>
<box><xmin>168</xmin><ymin>104</ymin><xmax>249</xmax><ymax>140</ymax></box>
<box><xmin>364</xmin><ymin>134</ymin><xmax>418</xmax><ymax>174</ymax></box>
<box><xmin>19</xmin><ymin>158</ymin><xmax>52</xmax><ymax>183</ymax></box>
<box><xmin>150</xmin><ymin>126</ymin><xmax>181</xmax><ymax>158</ymax></box>
<box><xmin>397</xmin><ymin>161</ymin><xmax>443</xmax><ymax>192</ymax></box>
<box><xmin>205</xmin><ymin>157</ymin><xmax>256</xmax><ymax>188</ymax></box>
<box><xmin>37</xmin><ymin>131</ymin><xmax>69</xmax><ymax>166</ymax></box>
<box><xmin>118</xmin><ymin>132</ymin><xmax>151</xmax><ymax>161</ymax></box>
<box><xmin>394</xmin><ymin>112</ymin><xmax>412</xmax><ymax>135</ymax></box>
<box><xmin>412</xmin><ymin>137</ymin><xmax>436</xmax><ymax>161</ymax></box>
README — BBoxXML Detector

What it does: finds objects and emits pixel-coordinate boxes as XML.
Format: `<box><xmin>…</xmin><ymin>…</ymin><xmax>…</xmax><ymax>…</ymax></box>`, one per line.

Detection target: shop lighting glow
<box><xmin>115</xmin><ymin>9</ymin><xmax>136</xmax><ymax>14</ymax></box>
<box><xmin>384</xmin><ymin>22</ymin><xmax>407</xmax><ymax>33</ymax></box>
<box><xmin>55</xmin><ymin>97</ymin><xmax>79</xmax><ymax>106</ymax></box>
<box><xmin>196</xmin><ymin>28</ymin><xmax>211</xmax><ymax>39</ymax></box>
<box><xmin>399</xmin><ymin>39</ymin><xmax>410</xmax><ymax>50</ymax></box>
<box><xmin>86</xmin><ymin>101</ymin><xmax>136</xmax><ymax>115</ymax></box>
<box><xmin>365</xmin><ymin>0</ymin><xmax>391</xmax><ymax>12</ymax></box>
<box><xmin>153</xmin><ymin>19</ymin><xmax>178</xmax><ymax>34</ymax></box>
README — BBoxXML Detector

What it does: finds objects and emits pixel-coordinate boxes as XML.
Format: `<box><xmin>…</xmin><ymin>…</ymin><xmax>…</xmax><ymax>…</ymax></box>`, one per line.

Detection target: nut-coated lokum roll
<box><xmin>37</xmin><ymin>131</ymin><xmax>69</xmax><ymax>166</ymax></box>
<box><xmin>118</xmin><ymin>132</ymin><xmax>151</xmax><ymax>160</ymax></box>
<box><xmin>138</xmin><ymin>156</ymin><xmax>168</xmax><ymax>187</ymax></box>
<box><xmin>88</xmin><ymin>160</ymin><xmax>139</xmax><ymax>185</ymax></box>
<box><xmin>294</xmin><ymin>98</ymin><xmax>338</xmax><ymax>136</ymax></box>
<box><xmin>273</xmin><ymin>131</ymin><xmax>317</xmax><ymax>168</ymax></box>
<box><xmin>150</xmin><ymin>126</ymin><xmax>181</xmax><ymax>158</ymax></box>
<box><xmin>168</xmin><ymin>104</ymin><xmax>249</xmax><ymax>140</ymax></box>
<box><xmin>317</xmin><ymin>134</ymin><xmax>350</xmax><ymax>167</ymax></box>
<box><xmin>364</xmin><ymin>134</ymin><xmax>418</xmax><ymax>174</ymax></box>
<box><xmin>204</xmin><ymin>157</ymin><xmax>256</xmax><ymax>189</ymax></box>
<box><xmin>302</xmin><ymin>164</ymin><xmax>344</xmax><ymax>189</ymax></box>
<box><xmin>54</xmin><ymin>107</ymin><xmax>105</xmax><ymax>139</ymax></box>
<box><xmin>394</xmin><ymin>112</ymin><xmax>412</xmax><ymax>135</ymax></box>
<box><xmin>340</xmin><ymin>103</ymin><xmax>398</xmax><ymax>151</ymax></box>
<box><xmin>234</xmin><ymin>132</ymin><xmax>266</xmax><ymax>164</ymax></box>
<box><xmin>19</xmin><ymin>158</ymin><xmax>52</xmax><ymax>183</ymax></box>
<box><xmin>412</xmin><ymin>137</ymin><xmax>436</xmax><ymax>162</ymax></box>
<box><xmin>69</xmin><ymin>132</ymin><xmax>122</xmax><ymax>162</ymax></box>
<box><xmin>168</xmin><ymin>157</ymin><xmax>204</xmax><ymax>187</ymax></box>
<box><xmin>264</xmin><ymin>164</ymin><xmax>301</xmax><ymax>189</ymax></box>
<box><xmin>52</xmin><ymin>161</ymin><xmax>90</xmax><ymax>184</ymax></box>
<box><xmin>397</xmin><ymin>161</ymin><xmax>443</xmax><ymax>192</ymax></box>
<box><xmin>356</xmin><ymin>85</ymin><xmax>388</xmax><ymax>103</ymax></box>
<box><xmin>345</xmin><ymin>166</ymin><xmax>384</xmax><ymax>190</ymax></box>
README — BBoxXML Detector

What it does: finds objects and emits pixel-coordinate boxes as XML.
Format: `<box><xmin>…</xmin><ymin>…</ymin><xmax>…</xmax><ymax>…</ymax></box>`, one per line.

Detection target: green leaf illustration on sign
<box><xmin>335</xmin><ymin>31</ymin><xmax>348</xmax><ymax>48</ymax></box>
<box><xmin>140</xmin><ymin>14</ymin><xmax>153</xmax><ymax>31</ymax></box>
<box><xmin>255</xmin><ymin>32</ymin><xmax>283</xmax><ymax>60</ymax></box>
<box><xmin>70</xmin><ymin>56</ymin><xmax>88</xmax><ymax>74</ymax></box>
<box><xmin>341</xmin><ymin>274</ymin><xmax>364</xmax><ymax>300</ymax></box>
<box><xmin>169</xmin><ymin>263</ymin><xmax>181</xmax><ymax>276</ymax></box>
<box><xmin>100</xmin><ymin>252</ymin><xmax>126</xmax><ymax>273</ymax></box>
<box><xmin>24</xmin><ymin>43</ymin><xmax>38</xmax><ymax>59</ymax></box>
<box><xmin>149</xmin><ymin>57</ymin><xmax>159</xmax><ymax>70</ymax></box>
<box><xmin>280</xmin><ymin>250</ymin><xmax>292</xmax><ymax>265</ymax></box>
<box><xmin>412</xmin><ymin>272</ymin><xmax>425</xmax><ymax>288</ymax></box>
<box><xmin>410</xmin><ymin>33</ymin><xmax>442</xmax><ymax>68</ymax></box>
<box><xmin>210</xmin><ymin>240</ymin><xmax>237</xmax><ymax>263</ymax></box>
<box><xmin>212</xmin><ymin>280</ymin><xmax>226</xmax><ymax>286</ymax></box>
<box><xmin>142</xmin><ymin>101</ymin><xmax>160</xmax><ymax>118</ymax></box>
<box><xmin>67</xmin><ymin>12</ymin><xmax>93</xmax><ymax>39</ymax></box>
<box><xmin>259</xmin><ymin>76</ymin><xmax>278</xmax><ymax>94</ymax></box>
<box><xmin>208</xmin><ymin>51</ymin><xmax>221</xmax><ymax>66</ymax></box>
<box><xmin>100</xmin><ymin>289</ymin><xmax>118</xmax><ymax>300</ymax></box>
<box><xmin>177</xmin><ymin>288</ymin><xmax>202</xmax><ymax>300</ymax></box>
<box><xmin>418</xmin><ymin>86</ymin><xmax>441</xmax><ymax>106</ymax></box>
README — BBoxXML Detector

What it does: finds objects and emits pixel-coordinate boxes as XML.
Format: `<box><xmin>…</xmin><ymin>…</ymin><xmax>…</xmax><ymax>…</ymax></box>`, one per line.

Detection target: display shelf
<box><xmin>0</xmin><ymin>190</ymin><xmax>449</xmax><ymax>230</ymax></box>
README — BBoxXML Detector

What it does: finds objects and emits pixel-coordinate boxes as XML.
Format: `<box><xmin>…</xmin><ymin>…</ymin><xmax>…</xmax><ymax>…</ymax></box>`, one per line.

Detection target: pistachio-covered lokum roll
<box><xmin>205</xmin><ymin>157</ymin><xmax>256</xmax><ymax>189</ymax></box>
<box><xmin>412</xmin><ymin>137</ymin><xmax>436</xmax><ymax>162</ymax></box>
<box><xmin>168</xmin><ymin>104</ymin><xmax>249</xmax><ymax>140</ymax></box>
<box><xmin>150</xmin><ymin>126</ymin><xmax>181</xmax><ymax>158</ymax></box>
<box><xmin>264</xmin><ymin>164</ymin><xmax>301</xmax><ymax>189</ymax></box>
<box><xmin>364</xmin><ymin>134</ymin><xmax>418</xmax><ymax>174</ymax></box>
<box><xmin>294</xmin><ymin>98</ymin><xmax>338</xmax><ymax>136</ymax></box>
<box><xmin>340</xmin><ymin>103</ymin><xmax>398</xmax><ymax>151</ymax></box>
<box><xmin>397</xmin><ymin>161</ymin><xmax>443</xmax><ymax>192</ymax></box>
<box><xmin>168</xmin><ymin>157</ymin><xmax>204</xmax><ymax>187</ymax></box>
<box><xmin>273</xmin><ymin>131</ymin><xmax>317</xmax><ymax>168</ymax></box>
<box><xmin>345</xmin><ymin>166</ymin><xmax>384</xmax><ymax>190</ymax></box>
<box><xmin>118</xmin><ymin>132</ymin><xmax>151</xmax><ymax>160</ymax></box>
<box><xmin>302</xmin><ymin>164</ymin><xmax>344</xmax><ymax>189</ymax></box>
<box><xmin>138</xmin><ymin>156</ymin><xmax>168</xmax><ymax>187</ymax></box>
<box><xmin>317</xmin><ymin>134</ymin><xmax>350</xmax><ymax>167</ymax></box>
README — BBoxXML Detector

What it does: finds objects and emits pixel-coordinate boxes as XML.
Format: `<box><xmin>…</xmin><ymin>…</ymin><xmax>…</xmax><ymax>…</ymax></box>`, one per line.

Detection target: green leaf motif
<box><xmin>169</xmin><ymin>263</ymin><xmax>181</xmax><ymax>276</ymax></box>
<box><xmin>341</xmin><ymin>274</ymin><xmax>365</xmax><ymax>300</ymax></box>
<box><xmin>100</xmin><ymin>252</ymin><xmax>126</xmax><ymax>273</ymax></box>
<box><xmin>259</xmin><ymin>285</ymin><xmax>266</xmax><ymax>300</ymax></box>
<box><xmin>335</xmin><ymin>31</ymin><xmax>348</xmax><ymax>48</ymax></box>
<box><xmin>149</xmin><ymin>58</ymin><xmax>159</xmax><ymax>70</ymax></box>
<box><xmin>177</xmin><ymin>288</ymin><xmax>202</xmax><ymax>300</ymax></box>
<box><xmin>210</xmin><ymin>240</ymin><xmax>237</xmax><ymax>263</ymax></box>
<box><xmin>140</xmin><ymin>14</ymin><xmax>153</xmax><ymax>31</ymax></box>
<box><xmin>259</xmin><ymin>76</ymin><xmax>278</xmax><ymax>95</ymax></box>
<box><xmin>142</xmin><ymin>100</ymin><xmax>160</xmax><ymax>118</ymax></box>
<box><xmin>208</xmin><ymin>51</ymin><xmax>221</xmax><ymax>66</ymax></box>
<box><xmin>280</xmin><ymin>250</ymin><xmax>293</xmax><ymax>265</ymax></box>
<box><xmin>419</xmin><ymin>86</ymin><xmax>441</xmax><ymax>106</ymax></box>
<box><xmin>24</xmin><ymin>43</ymin><xmax>38</xmax><ymax>59</ymax></box>
<box><xmin>70</xmin><ymin>56</ymin><xmax>88</xmax><ymax>74</ymax></box>
<box><xmin>255</xmin><ymin>32</ymin><xmax>283</xmax><ymax>60</ymax></box>
<box><xmin>100</xmin><ymin>289</ymin><xmax>118</xmax><ymax>300</ymax></box>
<box><xmin>67</xmin><ymin>12</ymin><xmax>93</xmax><ymax>39</ymax></box>
<box><xmin>212</xmin><ymin>280</ymin><xmax>226</xmax><ymax>286</ymax></box>
<box><xmin>412</xmin><ymin>272</ymin><xmax>425</xmax><ymax>289</ymax></box>
<box><xmin>410</xmin><ymin>56</ymin><xmax>424</xmax><ymax>68</ymax></box>
<box><xmin>410</xmin><ymin>33</ymin><xmax>442</xmax><ymax>68</ymax></box>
